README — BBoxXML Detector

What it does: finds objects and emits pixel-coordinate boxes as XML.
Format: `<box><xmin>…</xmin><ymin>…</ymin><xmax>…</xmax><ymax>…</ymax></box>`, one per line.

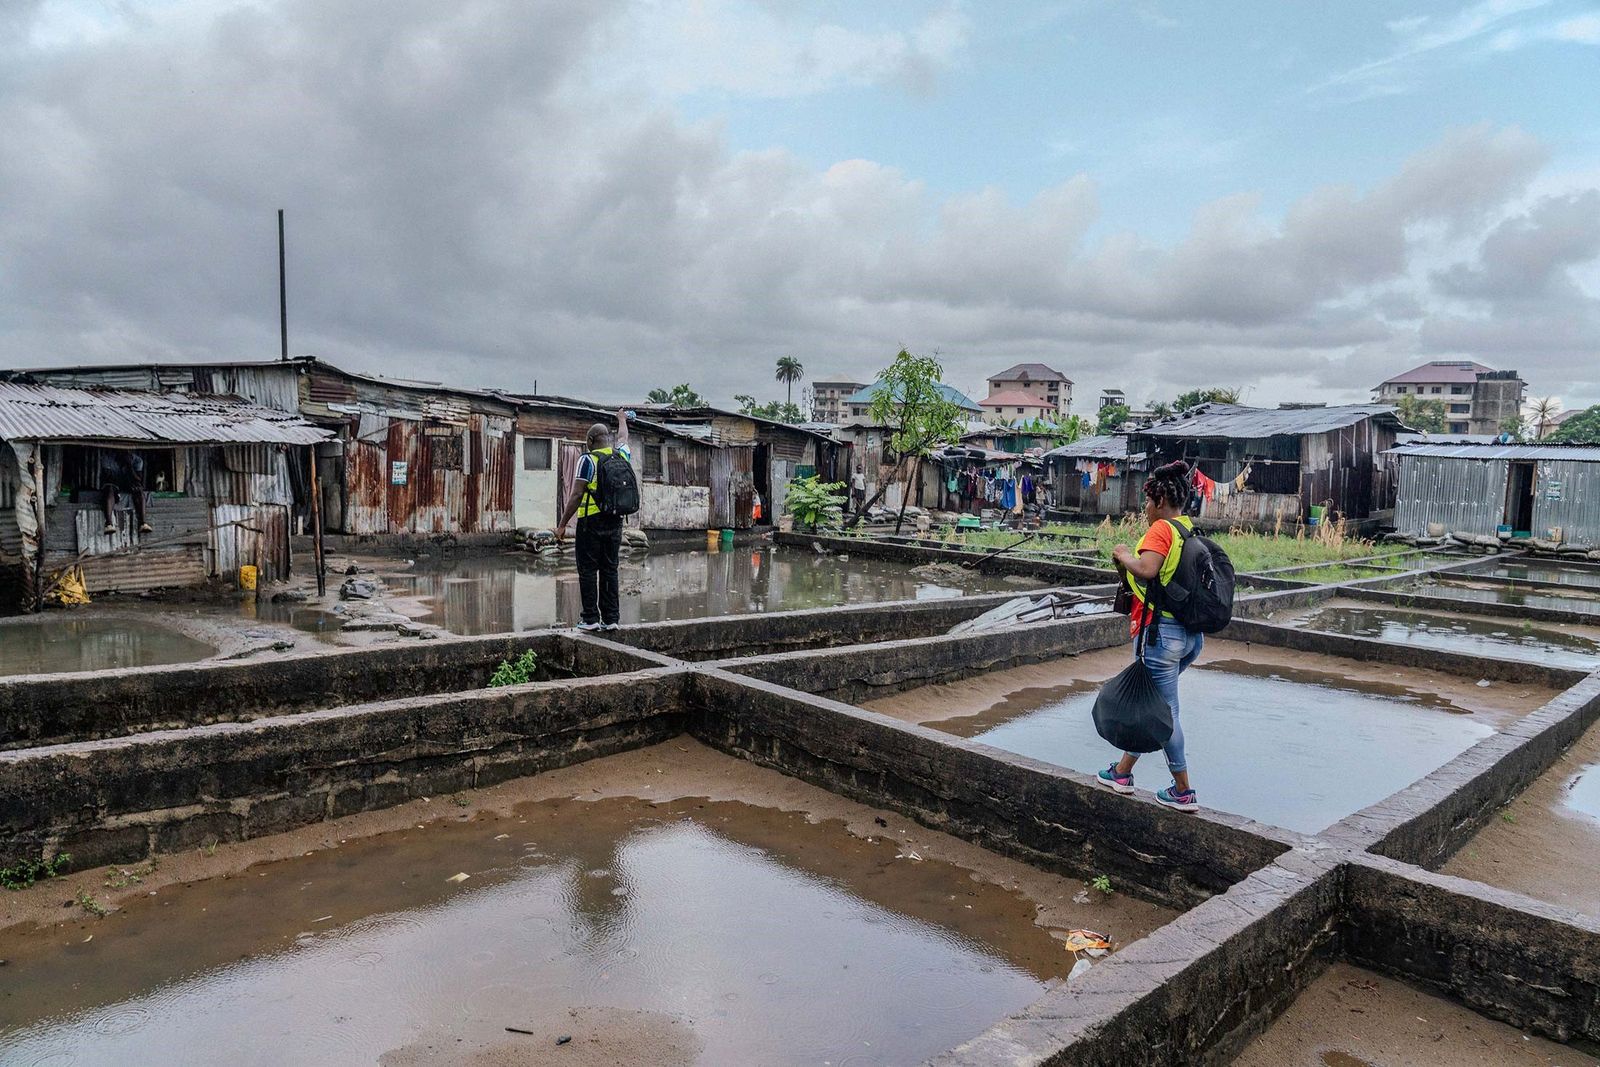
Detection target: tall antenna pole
<box><xmin>277</xmin><ymin>208</ymin><xmax>288</xmax><ymax>362</ymax></box>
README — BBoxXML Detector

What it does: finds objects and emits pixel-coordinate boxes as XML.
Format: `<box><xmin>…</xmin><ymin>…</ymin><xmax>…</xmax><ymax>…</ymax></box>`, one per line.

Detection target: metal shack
<box><xmin>1127</xmin><ymin>403</ymin><xmax>1404</xmax><ymax>528</ymax></box>
<box><xmin>0</xmin><ymin>380</ymin><xmax>328</xmax><ymax>608</ymax></box>
<box><xmin>634</xmin><ymin>406</ymin><xmax>841</xmax><ymax>528</ymax></box>
<box><xmin>1388</xmin><ymin>442</ymin><xmax>1600</xmax><ymax>547</ymax></box>
<box><xmin>510</xmin><ymin>397</ymin><xmax>728</xmax><ymax>533</ymax></box>
<box><xmin>1045</xmin><ymin>435</ymin><xmax>1145</xmax><ymax>518</ymax></box>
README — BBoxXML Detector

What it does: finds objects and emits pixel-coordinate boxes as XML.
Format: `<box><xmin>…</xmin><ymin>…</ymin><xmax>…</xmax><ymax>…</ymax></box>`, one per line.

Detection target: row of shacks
<box><xmin>0</xmin><ymin>358</ymin><xmax>841</xmax><ymax>608</ymax></box>
<box><xmin>1043</xmin><ymin>403</ymin><xmax>1408</xmax><ymax>529</ymax></box>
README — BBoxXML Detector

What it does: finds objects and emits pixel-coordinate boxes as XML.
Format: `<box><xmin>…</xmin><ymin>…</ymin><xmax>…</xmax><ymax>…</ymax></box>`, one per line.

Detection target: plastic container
<box><xmin>720</xmin><ymin>528</ymin><xmax>735</xmax><ymax>546</ymax></box>
<box><xmin>238</xmin><ymin>565</ymin><xmax>258</xmax><ymax>591</ymax></box>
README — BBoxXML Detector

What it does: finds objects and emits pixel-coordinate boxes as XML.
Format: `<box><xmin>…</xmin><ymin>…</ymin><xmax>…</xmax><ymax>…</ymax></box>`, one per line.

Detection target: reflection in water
<box><xmin>1483</xmin><ymin>560</ymin><xmax>1600</xmax><ymax>590</ymax></box>
<box><xmin>1567</xmin><ymin>765</ymin><xmax>1600</xmax><ymax>821</ymax></box>
<box><xmin>0</xmin><ymin>618</ymin><xmax>216</xmax><ymax>677</ymax></box>
<box><xmin>1291</xmin><ymin>606</ymin><xmax>1600</xmax><ymax>669</ymax></box>
<box><xmin>367</xmin><ymin>547</ymin><xmax>1014</xmax><ymax>636</ymax></box>
<box><xmin>0</xmin><ymin>798</ymin><xmax>1059</xmax><ymax>1067</ymax></box>
<box><xmin>1394</xmin><ymin>576</ymin><xmax>1600</xmax><ymax>615</ymax></box>
<box><xmin>951</xmin><ymin>667</ymin><xmax>1495</xmax><ymax>833</ymax></box>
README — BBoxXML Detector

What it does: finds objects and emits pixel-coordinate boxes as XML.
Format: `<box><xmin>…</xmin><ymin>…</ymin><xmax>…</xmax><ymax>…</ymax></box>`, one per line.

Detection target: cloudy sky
<box><xmin>3</xmin><ymin>0</ymin><xmax>1598</xmax><ymax>413</ymax></box>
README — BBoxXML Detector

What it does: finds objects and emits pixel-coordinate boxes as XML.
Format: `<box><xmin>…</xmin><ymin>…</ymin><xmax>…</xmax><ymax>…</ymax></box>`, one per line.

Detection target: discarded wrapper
<box><xmin>1061</xmin><ymin>929</ymin><xmax>1111</xmax><ymax>957</ymax></box>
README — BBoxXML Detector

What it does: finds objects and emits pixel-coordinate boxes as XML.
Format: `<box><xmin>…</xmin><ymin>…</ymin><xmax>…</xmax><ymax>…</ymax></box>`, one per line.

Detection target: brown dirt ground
<box><xmin>1441</xmin><ymin>720</ymin><xmax>1600</xmax><ymax>919</ymax></box>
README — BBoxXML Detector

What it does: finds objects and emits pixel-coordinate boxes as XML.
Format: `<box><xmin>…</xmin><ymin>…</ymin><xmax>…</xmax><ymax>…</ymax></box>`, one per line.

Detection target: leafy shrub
<box><xmin>784</xmin><ymin>476</ymin><xmax>847</xmax><ymax>531</ymax></box>
<box><xmin>1</xmin><ymin>852</ymin><xmax>71</xmax><ymax>891</ymax></box>
<box><xmin>488</xmin><ymin>649</ymin><xmax>540</xmax><ymax>688</ymax></box>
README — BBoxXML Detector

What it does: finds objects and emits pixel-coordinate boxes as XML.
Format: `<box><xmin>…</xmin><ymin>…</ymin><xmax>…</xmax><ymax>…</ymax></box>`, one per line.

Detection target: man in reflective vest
<box><xmin>556</xmin><ymin>409</ymin><xmax>631</xmax><ymax>630</ymax></box>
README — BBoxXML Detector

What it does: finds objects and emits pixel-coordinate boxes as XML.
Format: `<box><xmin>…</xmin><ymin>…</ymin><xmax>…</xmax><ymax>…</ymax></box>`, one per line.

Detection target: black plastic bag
<box><xmin>1092</xmin><ymin>647</ymin><xmax>1174</xmax><ymax>754</ymax></box>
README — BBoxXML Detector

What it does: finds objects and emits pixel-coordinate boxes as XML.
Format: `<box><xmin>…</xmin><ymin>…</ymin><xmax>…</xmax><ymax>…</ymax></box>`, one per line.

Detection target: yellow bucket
<box><xmin>239</xmin><ymin>565</ymin><xmax>258</xmax><ymax>591</ymax></box>
<box><xmin>706</xmin><ymin>529</ymin><xmax>720</xmax><ymax>551</ymax></box>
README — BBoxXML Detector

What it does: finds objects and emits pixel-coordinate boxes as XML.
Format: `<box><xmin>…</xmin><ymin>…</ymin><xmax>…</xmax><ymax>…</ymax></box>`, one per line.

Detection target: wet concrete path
<box><xmin>865</xmin><ymin>642</ymin><xmax>1553</xmax><ymax>834</ymax></box>
<box><xmin>1280</xmin><ymin>599</ymin><xmax>1600</xmax><ymax>670</ymax></box>
<box><xmin>0</xmin><ymin>742</ymin><xmax>1170</xmax><ymax>1066</ymax></box>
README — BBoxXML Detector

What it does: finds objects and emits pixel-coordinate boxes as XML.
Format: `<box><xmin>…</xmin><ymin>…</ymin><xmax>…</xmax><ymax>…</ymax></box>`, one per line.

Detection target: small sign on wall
<box><xmin>391</xmin><ymin>461</ymin><xmax>408</xmax><ymax>486</ymax></box>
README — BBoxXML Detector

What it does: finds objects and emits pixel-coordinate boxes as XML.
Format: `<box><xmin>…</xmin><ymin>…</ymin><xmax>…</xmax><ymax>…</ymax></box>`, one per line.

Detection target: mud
<box><xmin>0</xmin><ymin>741</ymin><xmax>1173</xmax><ymax>1067</ymax></box>
<box><xmin>1442</xmin><ymin>721</ymin><xmax>1600</xmax><ymax>919</ymax></box>
<box><xmin>1233</xmin><ymin>961</ymin><xmax>1596</xmax><ymax>1066</ymax></box>
<box><xmin>1279</xmin><ymin>599</ymin><xmax>1600</xmax><ymax>670</ymax></box>
<box><xmin>864</xmin><ymin>641</ymin><xmax>1551</xmax><ymax>833</ymax></box>
<box><xmin>0</xmin><ymin>615</ymin><xmax>217</xmax><ymax>676</ymax></box>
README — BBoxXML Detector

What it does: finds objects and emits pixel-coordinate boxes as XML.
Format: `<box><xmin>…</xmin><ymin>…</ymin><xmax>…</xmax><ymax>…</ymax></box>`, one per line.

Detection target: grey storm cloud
<box><xmin>1</xmin><ymin>0</ymin><xmax>1597</xmax><ymax>411</ymax></box>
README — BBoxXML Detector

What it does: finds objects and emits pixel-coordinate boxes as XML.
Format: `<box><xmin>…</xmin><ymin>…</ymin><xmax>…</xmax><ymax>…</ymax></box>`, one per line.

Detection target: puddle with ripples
<box><xmin>0</xmin><ymin>788</ymin><xmax>1147</xmax><ymax>1066</ymax></box>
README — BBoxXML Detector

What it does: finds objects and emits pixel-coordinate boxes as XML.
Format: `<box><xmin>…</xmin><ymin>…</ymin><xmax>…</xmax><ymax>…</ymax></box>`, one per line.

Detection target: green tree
<box><xmin>1096</xmin><ymin>403</ymin><xmax>1130</xmax><ymax>435</ymax></box>
<box><xmin>1551</xmin><ymin>404</ymin><xmax>1600</xmax><ymax>443</ymax></box>
<box><xmin>734</xmin><ymin>394</ymin><xmax>805</xmax><ymax>423</ymax></box>
<box><xmin>1148</xmin><ymin>401</ymin><xmax>1173</xmax><ymax>420</ymax></box>
<box><xmin>855</xmin><ymin>349</ymin><xmax>965</xmax><ymax>533</ymax></box>
<box><xmin>1171</xmin><ymin>387</ymin><xmax>1241</xmax><ymax>412</ymax></box>
<box><xmin>1394</xmin><ymin>395</ymin><xmax>1447</xmax><ymax>433</ymax></box>
<box><xmin>775</xmin><ymin>356</ymin><xmax>804</xmax><ymax>407</ymax></box>
<box><xmin>645</xmin><ymin>384</ymin><xmax>707</xmax><ymax>407</ymax></box>
<box><xmin>1500</xmin><ymin>413</ymin><xmax>1528</xmax><ymax>441</ymax></box>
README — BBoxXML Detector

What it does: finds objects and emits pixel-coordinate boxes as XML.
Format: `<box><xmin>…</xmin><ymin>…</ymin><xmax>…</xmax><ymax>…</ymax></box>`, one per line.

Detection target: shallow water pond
<box><xmin>299</xmin><ymin>546</ymin><xmax>1024</xmax><ymax>637</ymax></box>
<box><xmin>913</xmin><ymin>663</ymin><xmax>1497</xmax><ymax>834</ymax></box>
<box><xmin>0</xmin><ymin>617</ymin><xmax>216</xmax><ymax>676</ymax></box>
<box><xmin>1287</xmin><ymin>604</ymin><xmax>1600</xmax><ymax>669</ymax></box>
<box><xmin>0</xmin><ymin>794</ymin><xmax>1078</xmax><ymax>1067</ymax></box>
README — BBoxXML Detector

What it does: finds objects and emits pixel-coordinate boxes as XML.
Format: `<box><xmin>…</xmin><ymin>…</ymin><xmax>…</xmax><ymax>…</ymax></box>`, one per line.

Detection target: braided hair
<box><xmin>1143</xmin><ymin>459</ymin><xmax>1191</xmax><ymax>511</ymax></box>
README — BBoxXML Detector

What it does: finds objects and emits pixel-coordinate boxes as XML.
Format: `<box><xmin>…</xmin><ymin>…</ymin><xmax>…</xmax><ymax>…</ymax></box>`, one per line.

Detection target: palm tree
<box><xmin>1531</xmin><ymin>396</ymin><xmax>1560</xmax><ymax>440</ymax></box>
<box><xmin>775</xmin><ymin>356</ymin><xmax>804</xmax><ymax>407</ymax></box>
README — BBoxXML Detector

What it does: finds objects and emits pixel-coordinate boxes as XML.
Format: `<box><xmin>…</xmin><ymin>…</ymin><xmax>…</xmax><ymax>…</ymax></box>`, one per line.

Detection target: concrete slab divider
<box><xmin>1327</xmin><ymin>670</ymin><xmax>1600</xmax><ymax>866</ymax></box>
<box><xmin>1342</xmin><ymin>584</ymin><xmax>1600</xmax><ymax>625</ymax></box>
<box><xmin>928</xmin><ymin>849</ymin><xmax>1345</xmax><ymax>1067</ymax></box>
<box><xmin>684</xmin><ymin>666</ymin><xmax>1294</xmax><ymax>911</ymax></box>
<box><xmin>0</xmin><ymin>667</ymin><xmax>693</xmax><ymax>870</ymax></box>
<box><xmin>1217</xmin><ymin>618</ymin><xmax>1589</xmax><ymax>689</ymax></box>
<box><xmin>776</xmin><ymin>531</ymin><xmax>1115</xmax><ymax>585</ymax></box>
<box><xmin>1343</xmin><ymin>852</ymin><xmax>1600</xmax><ymax>1045</ymax></box>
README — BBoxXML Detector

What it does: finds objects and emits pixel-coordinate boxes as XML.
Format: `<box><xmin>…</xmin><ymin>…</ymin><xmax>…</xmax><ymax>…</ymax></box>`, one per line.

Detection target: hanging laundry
<box><xmin>1233</xmin><ymin>463</ymin><xmax>1252</xmax><ymax>492</ymax></box>
<box><xmin>1001</xmin><ymin>478</ymin><xmax>1017</xmax><ymax>510</ymax></box>
<box><xmin>1192</xmin><ymin>469</ymin><xmax>1216</xmax><ymax>501</ymax></box>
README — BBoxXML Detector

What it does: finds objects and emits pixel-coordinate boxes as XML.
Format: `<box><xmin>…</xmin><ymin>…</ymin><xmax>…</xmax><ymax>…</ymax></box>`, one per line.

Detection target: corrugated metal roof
<box><xmin>1395</xmin><ymin>432</ymin><xmax>1502</xmax><ymax>445</ymax></box>
<box><xmin>1387</xmin><ymin>442</ymin><xmax>1600</xmax><ymax>461</ymax></box>
<box><xmin>1379</xmin><ymin>359</ymin><xmax>1494</xmax><ymax>386</ymax></box>
<box><xmin>0</xmin><ymin>382</ymin><xmax>330</xmax><ymax>445</ymax></box>
<box><xmin>1136</xmin><ymin>403</ymin><xmax>1400</xmax><ymax>439</ymax></box>
<box><xmin>1044</xmin><ymin>435</ymin><xmax>1130</xmax><ymax>460</ymax></box>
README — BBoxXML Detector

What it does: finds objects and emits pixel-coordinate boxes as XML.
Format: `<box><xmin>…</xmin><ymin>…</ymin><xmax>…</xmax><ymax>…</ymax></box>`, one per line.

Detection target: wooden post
<box><xmin>309</xmin><ymin>445</ymin><xmax>326</xmax><ymax>597</ymax></box>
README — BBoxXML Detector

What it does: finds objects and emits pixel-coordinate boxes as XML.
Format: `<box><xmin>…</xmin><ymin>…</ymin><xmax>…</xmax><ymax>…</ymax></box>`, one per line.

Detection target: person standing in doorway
<box><xmin>1097</xmin><ymin>460</ymin><xmax>1203</xmax><ymax>811</ymax></box>
<box><xmin>556</xmin><ymin>410</ymin><xmax>631</xmax><ymax>631</ymax></box>
<box><xmin>850</xmin><ymin>464</ymin><xmax>866</xmax><ymax>514</ymax></box>
<box><xmin>100</xmin><ymin>449</ymin><xmax>152</xmax><ymax>535</ymax></box>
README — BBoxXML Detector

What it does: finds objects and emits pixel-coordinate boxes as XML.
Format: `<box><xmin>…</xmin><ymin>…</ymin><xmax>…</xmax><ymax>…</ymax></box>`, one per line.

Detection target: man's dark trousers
<box><xmin>575</xmin><ymin>514</ymin><xmax>623</xmax><ymax>625</ymax></box>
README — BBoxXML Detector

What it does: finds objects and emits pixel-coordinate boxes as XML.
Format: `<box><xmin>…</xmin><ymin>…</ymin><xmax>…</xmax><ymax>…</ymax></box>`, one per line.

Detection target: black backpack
<box><xmin>1154</xmin><ymin>519</ymin><xmax>1235</xmax><ymax>634</ymax></box>
<box><xmin>589</xmin><ymin>450</ymin><xmax>640</xmax><ymax>518</ymax></box>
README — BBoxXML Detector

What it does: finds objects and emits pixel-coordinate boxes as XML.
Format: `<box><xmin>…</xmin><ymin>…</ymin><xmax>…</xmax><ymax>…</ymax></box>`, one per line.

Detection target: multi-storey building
<box><xmin>1373</xmin><ymin>360</ymin><xmax>1526</xmax><ymax>436</ymax></box>
<box><xmin>985</xmin><ymin>363</ymin><xmax>1073</xmax><ymax>417</ymax></box>
<box><xmin>810</xmin><ymin>378</ymin><xmax>868</xmax><ymax>425</ymax></box>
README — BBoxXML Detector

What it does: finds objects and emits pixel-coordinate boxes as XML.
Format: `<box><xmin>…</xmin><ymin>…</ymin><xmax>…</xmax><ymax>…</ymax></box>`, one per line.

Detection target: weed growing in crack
<box><xmin>0</xmin><ymin>852</ymin><xmax>71</xmax><ymax>891</ymax></box>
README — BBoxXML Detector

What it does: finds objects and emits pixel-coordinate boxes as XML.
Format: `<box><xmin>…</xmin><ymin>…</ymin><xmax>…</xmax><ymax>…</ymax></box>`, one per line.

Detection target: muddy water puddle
<box><xmin>1282</xmin><ymin>600</ymin><xmax>1600</xmax><ymax>669</ymax></box>
<box><xmin>268</xmin><ymin>546</ymin><xmax>1020</xmax><ymax>637</ymax></box>
<box><xmin>864</xmin><ymin>642</ymin><xmax>1543</xmax><ymax>833</ymax></box>
<box><xmin>1232</xmin><ymin>961</ymin><xmax>1595</xmax><ymax>1066</ymax></box>
<box><xmin>0</xmin><ymin>743</ymin><xmax>1164</xmax><ymax>1066</ymax></box>
<box><xmin>0</xmin><ymin>616</ymin><xmax>216</xmax><ymax>676</ymax></box>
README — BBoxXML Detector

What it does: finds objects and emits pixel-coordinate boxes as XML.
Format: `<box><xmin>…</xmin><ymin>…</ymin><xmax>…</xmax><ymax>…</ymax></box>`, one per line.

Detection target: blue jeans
<box><xmin>1127</xmin><ymin>620</ymin><xmax>1204</xmax><ymax>775</ymax></box>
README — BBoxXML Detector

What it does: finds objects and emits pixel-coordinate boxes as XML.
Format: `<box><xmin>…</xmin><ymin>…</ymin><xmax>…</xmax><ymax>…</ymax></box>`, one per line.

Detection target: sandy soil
<box><xmin>1441</xmin><ymin>720</ymin><xmax>1600</xmax><ymax>919</ymax></box>
<box><xmin>0</xmin><ymin>738</ymin><xmax>1174</xmax><ymax>949</ymax></box>
<box><xmin>381</xmin><ymin>1007</ymin><xmax>701</xmax><ymax>1067</ymax></box>
<box><xmin>864</xmin><ymin>638</ymin><xmax>1555</xmax><ymax>728</ymax></box>
<box><xmin>1234</xmin><ymin>962</ymin><xmax>1597</xmax><ymax>1066</ymax></box>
